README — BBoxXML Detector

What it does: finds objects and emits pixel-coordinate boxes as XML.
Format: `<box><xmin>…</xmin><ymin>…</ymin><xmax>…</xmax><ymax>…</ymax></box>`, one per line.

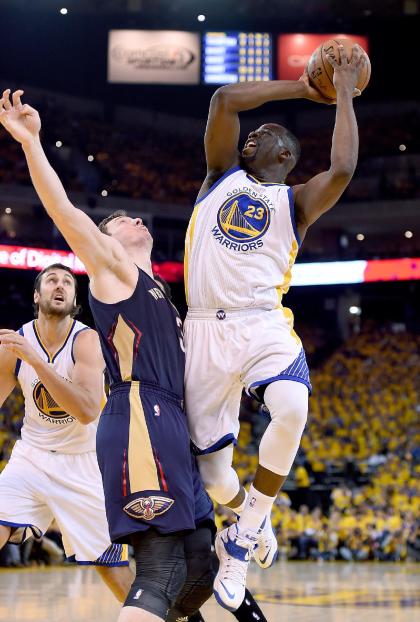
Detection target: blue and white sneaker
<box><xmin>254</xmin><ymin>516</ymin><xmax>278</xmax><ymax>569</ymax></box>
<box><xmin>213</xmin><ymin>523</ymin><xmax>258</xmax><ymax>611</ymax></box>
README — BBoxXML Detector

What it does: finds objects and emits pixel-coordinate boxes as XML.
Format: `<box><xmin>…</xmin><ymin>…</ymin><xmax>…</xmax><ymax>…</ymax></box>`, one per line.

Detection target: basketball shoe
<box><xmin>254</xmin><ymin>516</ymin><xmax>278</xmax><ymax>568</ymax></box>
<box><xmin>213</xmin><ymin>523</ymin><xmax>258</xmax><ymax>611</ymax></box>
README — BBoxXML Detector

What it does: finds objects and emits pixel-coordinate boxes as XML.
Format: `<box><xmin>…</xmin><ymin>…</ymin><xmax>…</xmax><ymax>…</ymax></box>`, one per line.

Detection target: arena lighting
<box><xmin>101</xmin><ymin>190</ymin><xmax>108</xmax><ymax>197</ymax></box>
<box><xmin>356</xmin><ymin>233</ymin><xmax>365</xmax><ymax>241</ymax></box>
<box><xmin>405</xmin><ymin>230</ymin><xmax>413</xmax><ymax>238</ymax></box>
<box><xmin>5</xmin><ymin>207</ymin><xmax>12</xmax><ymax>214</ymax></box>
<box><xmin>0</xmin><ymin>245</ymin><xmax>419</xmax><ymax>286</ymax></box>
<box><xmin>197</xmin><ymin>14</ymin><xmax>206</xmax><ymax>22</ymax></box>
<box><xmin>55</xmin><ymin>140</ymin><xmax>62</xmax><ymax>148</ymax></box>
<box><xmin>349</xmin><ymin>306</ymin><xmax>362</xmax><ymax>315</ymax></box>
<box><xmin>399</xmin><ymin>144</ymin><xmax>407</xmax><ymax>151</ymax></box>
<box><xmin>60</xmin><ymin>8</ymin><xmax>68</xmax><ymax>15</ymax></box>
<box><xmin>87</xmin><ymin>155</ymin><xmax>94</xmax><ymax>162</ymax></box>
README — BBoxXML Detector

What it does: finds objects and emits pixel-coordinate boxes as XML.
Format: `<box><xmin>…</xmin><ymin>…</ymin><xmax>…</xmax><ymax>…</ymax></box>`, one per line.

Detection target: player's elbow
<box><xmin>329</xmin><ymin>164</ymin><xmax>355</xmax><ymax>184</ymax></box>
<box><xmin>77</xmin><ymin>399</ymin><xmax>101</xmax><ymax>425</ymax></box>
<box><xmin>210</xmin><ymin>86</ymin><xmax>234</xmax><ymax>111</ymax></box>
<box><xmin>77</xmin><ymin>410</ymin><xmax>97</xmax><ymax>425</ymax></box>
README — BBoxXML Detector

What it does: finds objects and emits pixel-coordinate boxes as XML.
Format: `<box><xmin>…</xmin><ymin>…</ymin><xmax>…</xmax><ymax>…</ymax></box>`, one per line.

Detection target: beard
<box><xmin>38</xmin><ymin>298</ymin><xmax>76</xmax><ymax>318</ymax></box>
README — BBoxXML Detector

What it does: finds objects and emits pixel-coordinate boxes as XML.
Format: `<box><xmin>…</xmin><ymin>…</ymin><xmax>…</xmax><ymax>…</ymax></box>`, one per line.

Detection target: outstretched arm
<box><xmin>293</xmin><ymin>44</ymin><xmax>364</xmax><ymax>239</ymax></box>
<box><xmin>204</xmin><ymin>78</ymin><xmax>331</xmax><ymax>176</ymax></box>
<box><xmin>0</xmin><ymin>329</ymin><xmax>105</xmax><ymax>425</ymax></box>
<box><xmin>0</xmin><ymin>90</ymin><xmax>123</xmax><ymax>277</ymax></box>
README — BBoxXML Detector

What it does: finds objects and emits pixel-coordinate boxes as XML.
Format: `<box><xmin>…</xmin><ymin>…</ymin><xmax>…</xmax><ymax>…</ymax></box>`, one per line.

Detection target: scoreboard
<box><xmin>203</xmin><ymin>32</ymin><xmax>272</xmax><ymax>84</ymax></box>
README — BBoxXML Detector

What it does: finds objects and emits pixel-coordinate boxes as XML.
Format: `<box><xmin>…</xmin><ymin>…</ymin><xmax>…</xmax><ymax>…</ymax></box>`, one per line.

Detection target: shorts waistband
<box><xmin>110</xmin><ymin>380</ymin><xmax>184</xmax><ymax>407</ymax></box>
<box><xmin>186</xmin><ymin>307</ymin><xmax>269</xmax><ymax>320</ymax></box>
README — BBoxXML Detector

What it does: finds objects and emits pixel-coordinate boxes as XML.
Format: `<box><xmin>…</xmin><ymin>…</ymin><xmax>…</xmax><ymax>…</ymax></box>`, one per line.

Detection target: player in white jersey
<box><xmin>184</xmin><ymin>44</ymin><xmax>365</xmax><ymax>609</ymax></box>
<box><xmin>0</xmin><ymin>263</ymin><xmax>133</xmax><ymax>601</ymax></box>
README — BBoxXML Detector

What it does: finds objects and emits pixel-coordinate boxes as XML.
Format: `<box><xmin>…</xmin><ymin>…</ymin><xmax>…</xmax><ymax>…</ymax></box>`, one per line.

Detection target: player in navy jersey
<box><xmin>0</xmin><ymin>89</ymin><xmax>200</xmax><ymax>622</ymax></box>
<box><xmin>0</xmin><ymin>89</ymin><xmax>268</xmax><ymax>622</ymax></box>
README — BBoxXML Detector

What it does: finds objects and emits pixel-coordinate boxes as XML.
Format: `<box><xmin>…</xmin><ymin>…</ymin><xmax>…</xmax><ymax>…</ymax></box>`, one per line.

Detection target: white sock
<box><xmin>238</xmin><ymin>485</ymin><xmax>276</xmax><ymax>533</ymax></box>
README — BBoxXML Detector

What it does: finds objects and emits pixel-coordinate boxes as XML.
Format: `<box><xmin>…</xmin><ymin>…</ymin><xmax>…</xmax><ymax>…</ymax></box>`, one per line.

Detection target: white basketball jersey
<box><xmin>17</xmin><ymin>319</ymin><xmax>98</xmax><ymax>453</ymax></box>
<box><xmin>184</xmin><ymin>166</ymin><xmax>300</xmax><ymax>311</ymax></box>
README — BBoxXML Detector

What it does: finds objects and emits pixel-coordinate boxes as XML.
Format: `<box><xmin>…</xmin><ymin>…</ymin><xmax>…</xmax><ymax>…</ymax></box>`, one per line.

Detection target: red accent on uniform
<box><xmin>153</xmin><ymin>448</ymin><xmax>169</xmax><ymax>492</ymax></box>
<box><xmin>122</xmin><ymin>448</ymin><xmax>128</xmax><ymax>497</ymax></box>
<box><xmin>125</xmin><ymin>317</ymin><xmax>143</xmax><ymax>357</ymax></box>
<box><xmin>107</xmin><ymin>318</ymin><xmax>120</xmax><ymax>364</ymax></box>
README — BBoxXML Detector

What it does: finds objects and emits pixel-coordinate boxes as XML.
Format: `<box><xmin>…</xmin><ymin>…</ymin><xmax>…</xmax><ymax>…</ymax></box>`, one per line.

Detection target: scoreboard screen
<box><xmin>203</xmin><ymin>32</ymin><xmax>272</xmax><ymax>84</ymax></box>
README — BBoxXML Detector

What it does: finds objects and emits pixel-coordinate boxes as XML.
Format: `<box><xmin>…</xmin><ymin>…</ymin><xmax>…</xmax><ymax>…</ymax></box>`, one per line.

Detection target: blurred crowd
<box><xmin>0</xmin><ymin>96</ymin><xmax>419</xmax><ymax>209</ymax></box>
<box><xmin>1</xmin><ymin>325</ymin><xmax>419</xmax><ymax>565</ymax></box>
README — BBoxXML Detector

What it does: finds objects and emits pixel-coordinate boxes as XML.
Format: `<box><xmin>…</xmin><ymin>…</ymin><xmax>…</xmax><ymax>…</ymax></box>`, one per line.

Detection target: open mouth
<box><xmin>242</xmin><ymin>140</ymin><xmax>258</xmax><ymax>155</ymax></box>
<box><xmin>53</xmin><ymin>294</ymin><xmax>65</xmax><ymax>302</ymax></box>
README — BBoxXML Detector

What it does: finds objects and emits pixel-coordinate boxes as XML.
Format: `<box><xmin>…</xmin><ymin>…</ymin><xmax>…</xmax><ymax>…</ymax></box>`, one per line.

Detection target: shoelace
<box><xmin>222</xmin><ymin>551</ymin><xmax>251</xmax><ymax>583</ymax></box>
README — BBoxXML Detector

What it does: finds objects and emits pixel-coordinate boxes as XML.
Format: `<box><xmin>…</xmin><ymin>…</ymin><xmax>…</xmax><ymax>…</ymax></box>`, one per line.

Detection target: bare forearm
<box><xmin>330</xmin><ymin>88</ymin><xmax>359</xmax><ymax>177</ymax></box>
<box><xmin>21</xmin><ymin>137</ymin><xmax>75</xmax><ymax>224</ymax></box>
<box><xmin>216</xmin><ymin>80</ymin><xmax>307</xmax><ymax>113</ymax></box>
<box><xmin>21</xmin><ymin>137</ymin><xmax>111</xmax><ymax>275</ymax></box>
<box><xmin>31</xmin><ymin>357</ymin><xmax>99</xmax><ymax>424</ymax></box>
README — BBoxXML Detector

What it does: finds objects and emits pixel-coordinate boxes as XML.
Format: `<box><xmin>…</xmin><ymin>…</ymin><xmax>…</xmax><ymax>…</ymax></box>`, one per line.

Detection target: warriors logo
<box><xmin>213</xmin><ymin>192</ymin><xmax>270</xmax><ymax>251</ymax></box>
<box><xmin>32</xmin><ymin>381</ymin><xmax>68</xmax><ymax>419</ymax></box>
<box><xmin>123</xmin><ymin>496</ymin><xmax>174</xmax><ymax>520</ymax></box>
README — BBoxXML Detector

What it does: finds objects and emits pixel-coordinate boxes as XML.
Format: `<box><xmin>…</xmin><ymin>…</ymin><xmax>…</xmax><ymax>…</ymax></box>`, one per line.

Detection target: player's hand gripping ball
<box><xmin>307</xmin><ymin>38</ymin><xmax>371</xmax><ymax>101</ymax></box>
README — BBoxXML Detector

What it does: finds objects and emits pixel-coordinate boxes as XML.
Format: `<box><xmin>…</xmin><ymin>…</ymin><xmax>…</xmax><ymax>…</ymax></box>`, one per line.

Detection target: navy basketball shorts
<box><xmin>96</xmin><ymin>381</ymin><xmax>196</xmax><ymax>544</ymax></box>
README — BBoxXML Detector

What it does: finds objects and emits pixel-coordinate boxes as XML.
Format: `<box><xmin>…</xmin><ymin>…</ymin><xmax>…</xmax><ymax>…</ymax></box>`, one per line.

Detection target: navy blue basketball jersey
<box><xmin>90</xmin><ymin>268</ymin><xmax>196</xmax><ymax>541</ymax></box>
<box><xmin>88</xmin><ymin>268</ymin><xmax>185</xmax><ymax>397</ymax></box>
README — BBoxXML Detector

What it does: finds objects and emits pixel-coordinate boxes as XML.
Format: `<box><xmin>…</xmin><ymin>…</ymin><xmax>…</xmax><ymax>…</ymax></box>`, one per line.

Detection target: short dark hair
<box><xmin>98</xmin><ymin>210</ymin><xmax>128</xmax><ymax>235</ymax></box>
<box><xmin>33</xmin><ymin>263</ymin><xmax>81</xmax><ymax>318</ymax></box>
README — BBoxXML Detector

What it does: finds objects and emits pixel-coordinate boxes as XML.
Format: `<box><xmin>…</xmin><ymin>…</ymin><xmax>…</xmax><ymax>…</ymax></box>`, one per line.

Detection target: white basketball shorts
<box><xmin>0</xmin><ymin>440</ymin><xmax>127</xmax><ymax>565</ymax></box>
<box><xmin>184</xmin><ymin>307</ymin><xmax>311</xmax><ymax>454</ymax></box>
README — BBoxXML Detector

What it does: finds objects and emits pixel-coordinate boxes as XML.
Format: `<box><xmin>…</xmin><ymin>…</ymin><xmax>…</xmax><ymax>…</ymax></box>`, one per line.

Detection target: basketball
<box><xmin>307</xmin><ymin>38</ymin><xmax>371</xmax><ymax>100</ymax></box>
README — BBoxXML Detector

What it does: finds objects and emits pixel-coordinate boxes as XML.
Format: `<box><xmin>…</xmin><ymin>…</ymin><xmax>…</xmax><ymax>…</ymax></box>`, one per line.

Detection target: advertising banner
<box><xmin>1</xmin><ymin>246</ymin><xmax>418</xmax><ymax>287</ymax></box>
<box><xmin>108</xmin><ymin>30</ymin><xmax>200</xmax><ymax>84</ymax></box>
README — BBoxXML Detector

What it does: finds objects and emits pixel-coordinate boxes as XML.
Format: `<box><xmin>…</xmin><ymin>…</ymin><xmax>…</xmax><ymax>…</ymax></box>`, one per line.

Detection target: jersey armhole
<box><xmin>287</xmin><ymin>186</ymin><xmax>302</xmax><ymax>247</ymax></box>
<box><xmin>14</xmin><ymin>327</ymin><xmax>24</xmax><ymax>378</ymax></box>
<box><xmin>71</xmin><ymin>327</ymin><xmax>91</xmax><ymax>364</ymax></box>
<box><xmin>195</xmin><ymin>165</ymin><xmax>241</xmax><ymax>206</ymax></box>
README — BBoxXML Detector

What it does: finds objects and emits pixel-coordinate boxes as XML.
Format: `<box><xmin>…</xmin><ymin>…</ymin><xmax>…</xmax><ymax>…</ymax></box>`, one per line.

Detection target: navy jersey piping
<box><xmin>14</xmin><ymin>327</ymin><xmax>24</xmax><ymax>377</ymax></box>
<box><xmin>194</xmin><ymin>166</ymin><xmax>241</xmax><ymax>206</ymax></box>
<box><xmin>71</xmin><ymin>326</ymin><xmax>91</xmax><ymax>364</ymax></box>
<box><xmin>287</xmin><ymin>186</ymin><xmax>301</xmax><ymax>247</ymax></box>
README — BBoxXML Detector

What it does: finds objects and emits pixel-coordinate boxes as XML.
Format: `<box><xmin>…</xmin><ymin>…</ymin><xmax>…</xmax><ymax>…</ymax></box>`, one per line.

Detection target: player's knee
<box><xmin>167</xmin><ymin>527</ymin><xmax>215</xmax><ymax>621</ymax></box>
<box><xmin>198</xmin><ymin>450</ymin><xmax>239</xmax><ymax>505</ymax></box>
<box><xmin>200</xmin><ymin>469</ymin><xmax>238</xmax><ymax>505</ymax></box>
<box><xmin>124</xmin><ymin>529</ymin><xmax>187</xmax><ymax>618</ymax></box>
<box><xmin>264</xmin><ymin>381</ymin><xmax>308</xmax><ymax>436</ymax></box>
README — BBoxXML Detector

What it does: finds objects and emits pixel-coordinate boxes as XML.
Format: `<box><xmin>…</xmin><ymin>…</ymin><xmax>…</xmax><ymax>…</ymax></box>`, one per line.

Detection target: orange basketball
<box><xmin>307</xmin><ymin>38</ymin><xmax>371</xmax><ymax>100</ymax></box>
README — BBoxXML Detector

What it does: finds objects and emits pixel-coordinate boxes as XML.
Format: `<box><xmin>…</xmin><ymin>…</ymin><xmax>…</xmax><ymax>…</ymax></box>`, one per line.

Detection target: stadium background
<box><xmin>0</xmin><ymin>0</ymin><xmax>419</xmax><ymax>581</ymax></box>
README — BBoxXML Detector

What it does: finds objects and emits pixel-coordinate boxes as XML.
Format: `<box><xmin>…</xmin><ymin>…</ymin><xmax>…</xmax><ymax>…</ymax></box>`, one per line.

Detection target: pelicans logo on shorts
<box><xmin>32</xmin><ymin>381</ymin><xmax>69</xmax><ymax>420</ymax></box>
<box><xmin>123</xmin><ymin>496</ymin><xmax>174</xmax><ymax>520</ymax></box>
<box><xmin>213</xmin><ymin>192</ymin><xmax>270</xmax><ymax>251</ymax></box>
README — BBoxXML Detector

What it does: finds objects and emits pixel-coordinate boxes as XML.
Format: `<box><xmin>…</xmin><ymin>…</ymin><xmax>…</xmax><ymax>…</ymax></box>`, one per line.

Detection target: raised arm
<box><xmin>204</xmin><ymin>79</ymin><xmax>331</xmax><ymax>177</ymax></box>
<box><xmin>293</xmin><ymin>44</ymin><xmax>363</xmax><ymax>239</ymax></box>
<box><xmin>0</xmin><ymin>90</ymin><xmax>123</xmax><ymax>277</ymax></box>
<box><xmin>0</xmin><ymin>328</ymin><xmax>105</xmax><ymax>425</ymax></box>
